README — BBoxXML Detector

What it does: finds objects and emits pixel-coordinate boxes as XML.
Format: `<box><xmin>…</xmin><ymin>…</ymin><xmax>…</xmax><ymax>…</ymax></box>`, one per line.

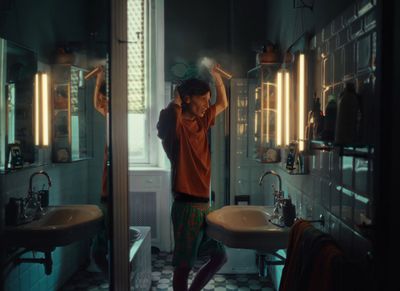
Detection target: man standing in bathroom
<box><xmin>157</xmin><ymin>65</ymin><xmax>228</xmax><ymax>291</ymax></box>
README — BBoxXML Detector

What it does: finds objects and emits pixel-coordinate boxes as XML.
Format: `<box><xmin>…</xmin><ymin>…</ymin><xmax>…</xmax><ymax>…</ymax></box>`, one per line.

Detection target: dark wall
<box><xmin>164</xmin><ymin>0</ymin><xmax>269</xmax><ymax>80</ymax></box>
<box><xmin>376</xmin><ymin>0</ymin><xmax>400</xmax><ymax>290</ymax></box>
<box><xmin>264</xmin><ymin>0</ymin><xmax>354</xmax><ymax>51</ymax></box>
<box><xmin>0</xmin><ymin>0</ymin><xmax>108</xmax><ymax>62</ymax></box>
<box><xmin>164</xmin><ymin>0</ymin><xmax>356</xmax><ymax>81</ymax></box>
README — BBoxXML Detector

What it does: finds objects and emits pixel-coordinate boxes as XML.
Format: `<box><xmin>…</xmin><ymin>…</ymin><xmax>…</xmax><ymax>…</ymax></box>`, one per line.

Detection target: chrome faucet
<box><xmin>258</xmin><ymin>170</ymin><xmax>284</xmax><ymax>219</ymax></box>
<box><xmin>25</xmin><ymin>171</ymin><xmax>52</xmax><ymax>218</ymax></box>
<box><xmin>29</xmin><ymin>170</ymin><xmax>52</xmax><ymax>195</ymax></box>
<box><xmin>258</xmin><ymin>170</ymin><xmax>282</xmax><ymax>192</ymax></box>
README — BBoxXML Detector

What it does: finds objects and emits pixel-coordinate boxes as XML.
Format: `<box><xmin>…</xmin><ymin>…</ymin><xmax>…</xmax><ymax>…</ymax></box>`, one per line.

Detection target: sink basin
<box><xmin>5</xmin><ymin>204</ymin><xmax>103</xmax><ymax>250</ymax></box>
<box><xmin>206</xmin><ymin>205</ymin><xmax>290</xmax><ymax>252</ymax></box>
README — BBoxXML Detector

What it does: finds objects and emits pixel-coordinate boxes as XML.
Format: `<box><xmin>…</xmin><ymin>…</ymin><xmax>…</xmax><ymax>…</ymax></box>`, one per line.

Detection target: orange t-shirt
<box><xmin>157</xmin><ymin>103</ymin><xmax>216</xmax><ymax>198</ymax></box>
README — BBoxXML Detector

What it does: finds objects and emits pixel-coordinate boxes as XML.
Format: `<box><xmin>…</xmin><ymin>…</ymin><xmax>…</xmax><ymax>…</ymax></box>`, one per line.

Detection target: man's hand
<box><xmin>212</xmin><ymin>64</ymin><xmax>228</xmax><ymax>115</ymax></box>
<box><xmin>211</xmin><ymin>64</ymin><xmax>224</xmax><ymax>87</ymax></box>
<box><xmin>93</xmin><ymin>66</ymin><xmax>108</xmax><ymax>117</ymax></box>
<box><xmin>172</xmin><ymin>85</ymin><xmax>182</xmax><ymax>107</ymax></box>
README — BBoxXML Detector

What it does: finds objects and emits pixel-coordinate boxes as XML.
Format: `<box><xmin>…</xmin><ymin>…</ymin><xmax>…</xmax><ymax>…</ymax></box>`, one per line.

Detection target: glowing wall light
<box><xmin>255</xmin><ymin>87</ymin><xmax>260</xmax><ymax>140</ymax></box>
<box><xmin>276</xmin><ymin>72</ymin><xmax>283</xmax><ymax>146</ymax></box>
<box><xmin>34</xmin><ymin>72</ymin><xmax>49</xmax><ymax>146</ymax></box>
<box><xmin>263</xmin><ymin>82</ymin><xmax>271</xmax><ymax>143</ymax></box>
<box><xmin>284</xmin><ymin>71</ymin><xmax>290</xmax><ymax>146</ymax></box>
<box><xmin>298</xmin><ymin>54</ymin><xmax>305</xmax><ymax>151</ymax></box>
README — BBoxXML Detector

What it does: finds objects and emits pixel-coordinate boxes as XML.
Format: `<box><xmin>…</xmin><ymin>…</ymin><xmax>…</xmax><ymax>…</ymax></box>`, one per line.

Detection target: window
<box><xmin>127</xmin><ymin>0</ymin><xmax>164</xmax><ymax>166</ymax></box>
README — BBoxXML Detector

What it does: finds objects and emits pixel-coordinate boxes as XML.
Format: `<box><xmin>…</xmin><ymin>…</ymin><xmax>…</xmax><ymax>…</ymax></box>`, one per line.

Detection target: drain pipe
<box><xmin>15</xmin><ymin>250</ymin><xmax>53</xmax><ymax>275</ymax></box>
<box><xmin>2</xmin><ymin>247</ymin><xmax>55</xmax><ymax>281</ymax></box>
<box><xmin>257</xmin><ymin>254</ymin><xmax>268</xmax><ymax>277</ymax></box>
<box><xmin>256</xmin><ymin>251</ymin><xmax>286</xmax><ymax>278</ymax></box>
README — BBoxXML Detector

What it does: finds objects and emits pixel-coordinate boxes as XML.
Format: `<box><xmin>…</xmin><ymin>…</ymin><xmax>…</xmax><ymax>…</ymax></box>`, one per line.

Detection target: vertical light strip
<box><xmin>0</xmin><ymin>39</ymin><xmax>6</xmax><ymax>169</ymax></box>
<box><xmin>322</xmin><ymin>57</ymin><xmax>327</xmax><ymax>112</ymax></box>
<box><xmin>285</xmin><ymin>71</ymin><xmax>290</xmax><ymax>146</ymax></box>
<box><xmin>298</xmin><ymin>54</ymin><xmax>305</xmax><ymax>151</ymax></box>
<box><xmin>266</xmin><ymin>83</ymin><xmax>270</xmax><ymax>143</ymax></box>
<box><xmin>259</xmin><ymin>85</ymin><xmax>264</xmax><ymax>145</ymax></box>
<box><xmin>41</xmin><ymin>74</ymin><xmax>49</xmax><ymax>146</ymax></box>
<box><xmin>34</xmin><ymin>74</ymin><xmax>40</xmax><ymax>146</ymax></box>
<box><xmin>276</xmin><ymin>72</ymin><xmax>282</xmax><ymax>146</ymax></box>
<box><xmin>34</xmin><ymin>72</ymin><xmax>49</xmax><ymax>147</ymax></box>
<box><xmin>255</xmin><ymin>87</ymin><xmax>259</xmax><ymax>141</ymax></box>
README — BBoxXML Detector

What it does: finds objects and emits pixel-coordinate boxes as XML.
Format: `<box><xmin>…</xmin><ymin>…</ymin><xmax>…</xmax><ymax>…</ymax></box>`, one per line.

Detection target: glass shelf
<box><xmin>247</xmin><ymin>63</ymin><xmax>281</xmax><ymax>163</ymax></box>
<box><xmin>52</xmin><ymin>64</ymin><xmax>92</xmax><ymax>163</ymax></box>
<box><xmin>309</xmin><ymin>140</ymin><xmax>374</xmax><ymax>159</ymax></box>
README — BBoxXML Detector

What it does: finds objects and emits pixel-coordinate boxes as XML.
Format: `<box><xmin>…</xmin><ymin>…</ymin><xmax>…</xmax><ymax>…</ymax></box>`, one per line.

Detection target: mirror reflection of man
<box><xmin>86</xmin><ymin>65</ymin><xmax>109</xmax><ymax>278</ymax></box>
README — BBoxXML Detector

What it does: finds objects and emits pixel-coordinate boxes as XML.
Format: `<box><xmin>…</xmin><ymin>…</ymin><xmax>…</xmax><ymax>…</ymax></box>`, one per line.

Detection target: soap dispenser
<box><xmin>312</xmin><ymin>96</ymin><xmax>324</xmax><ymax>140</ymax></box>
<box><xmin>305</xmin><ymin>94</ymin><xmax>324</xmax><ymax>141</ymax></box>
<box><xmin>282</xmin><ymin>197</ymin><xmax>296</xmax><ymax>227</ymax></box>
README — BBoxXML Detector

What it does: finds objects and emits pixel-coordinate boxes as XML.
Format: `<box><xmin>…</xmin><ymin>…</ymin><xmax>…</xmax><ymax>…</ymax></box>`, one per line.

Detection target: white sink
<box><xmin>5</xmin><ymin>204</ymin><xmax>103</xmax><ymax>250</ymax></box>
<box><xmin>206</xmin><ymin>205</ymin><xmax>290</xmax><ymax>252</ymax></box>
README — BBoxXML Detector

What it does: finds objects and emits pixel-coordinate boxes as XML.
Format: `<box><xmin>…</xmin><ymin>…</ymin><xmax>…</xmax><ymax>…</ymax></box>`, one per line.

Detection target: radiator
<box><xmin>129</xmin><ymin>191</ymin><xmax>157</xmax><ymax>239</ymax></box>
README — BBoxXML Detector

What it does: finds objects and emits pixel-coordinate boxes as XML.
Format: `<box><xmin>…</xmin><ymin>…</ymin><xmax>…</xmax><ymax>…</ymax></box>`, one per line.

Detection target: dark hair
<box><xmin>177</xmin><ymin>78</ymin><xmax>210</xmax><ymax>99</ymax></box>
<box><xmin>177</xmin><ymin>78</ymin><xmax>210</xmax><ymax>112</ymax></box>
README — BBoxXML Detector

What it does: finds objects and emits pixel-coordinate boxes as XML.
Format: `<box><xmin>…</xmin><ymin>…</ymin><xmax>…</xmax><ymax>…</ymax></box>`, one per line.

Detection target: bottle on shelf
<box><xmin>321</xmin><ymin>95</ymin><xmax>337</xmax><ymax>141</ymax></box>
<box><xmin>312</xmin><ymin>96</ymin><xmax>324</xmax><ymax>140</ymax></box>
<box><xmin>305</xmin><ymin>94</ymin><xmax>324</xmax><ymax>141</ymax></box>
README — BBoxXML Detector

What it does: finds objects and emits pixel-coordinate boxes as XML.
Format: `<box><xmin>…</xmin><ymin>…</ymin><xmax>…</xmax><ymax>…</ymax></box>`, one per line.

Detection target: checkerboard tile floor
<box><xmin>60</xmin><ymin>252</ymin><xmax>275</xmax><ymax>290</ymax></box>
<box><xmin>151</xmin><ymin>252</ymin><xmax>275</xmax><ymax>291</ymax></box>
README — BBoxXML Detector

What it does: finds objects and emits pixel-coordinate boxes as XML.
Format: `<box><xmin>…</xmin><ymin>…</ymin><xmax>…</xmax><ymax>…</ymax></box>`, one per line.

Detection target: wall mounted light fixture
<box><xmin>276</xmin><ymin>71</ymin><xmax>283</xmax><ymax>146</ymax></box>
<box><xmin>298</xmin><ymin>54</ymin><xmax>305</xmax><ymax>151</ymax></box>
<box><xmin>34</xmin><ymin>72</ymin><xmax>49</xmax><ymax>147</ymax></box>
<box><xmin>284</xmin><ymin>71</ymin><xmax>290</xmax><ymax>146</ymax></box>
<box><xmin>276</xmin><ymin>69</ymin><xmax>291</xmax><ymax>147</ymax></box>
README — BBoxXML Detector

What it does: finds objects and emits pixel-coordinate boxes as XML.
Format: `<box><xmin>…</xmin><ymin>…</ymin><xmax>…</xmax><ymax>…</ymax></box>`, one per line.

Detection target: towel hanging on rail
<box><xmin>279</xmin><ymin>219</ymin><xmax>344</xmax><ymax>291</ymax></box>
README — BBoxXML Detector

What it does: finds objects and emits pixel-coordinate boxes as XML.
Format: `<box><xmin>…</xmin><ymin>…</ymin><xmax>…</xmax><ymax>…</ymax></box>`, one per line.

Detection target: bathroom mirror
<box><xmin>0</xmin><ymin>38</ymin><xmax>38</xmax><ymax>172</ymax></box>
<box><xmin>52</xmin><ymin>64</ymin><xmax>93</xmax><ymax>162</ymax></box>
<box><xmin>247</xmin><ymin>63</ymin><xmax>281</xmax><ymax>163</ymax></box>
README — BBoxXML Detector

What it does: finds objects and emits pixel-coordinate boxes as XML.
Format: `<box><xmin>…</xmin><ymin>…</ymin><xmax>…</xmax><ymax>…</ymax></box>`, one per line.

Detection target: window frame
<box><xmin>128</xmin><ymin>0</ymin><xmax>164</xmax><ymax>167</ymax></box>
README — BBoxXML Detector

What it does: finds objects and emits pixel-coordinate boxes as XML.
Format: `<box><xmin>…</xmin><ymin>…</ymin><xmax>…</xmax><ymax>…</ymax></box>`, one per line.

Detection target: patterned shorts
<box><xmin>171</xmin><ymin>200</ymin><xmax>225</xmax><ymax>268</ymax></box>
<box><xmin>92</xmin><ymin>201</ymin><xmax>109</xmax><ymax>255</ymax></box>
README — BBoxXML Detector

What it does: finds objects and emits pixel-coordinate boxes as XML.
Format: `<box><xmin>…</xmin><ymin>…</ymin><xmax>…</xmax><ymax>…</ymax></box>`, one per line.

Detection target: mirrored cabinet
<box><xmin>247</xmin><ymin>63</ymin><xmax>281</xmax><ymax>163</ymax></box>
<box><xmin>0</xmin><ymin>38</ymin><xmax>37</xmax><ymax>172</ymax></box>
<box><xmin>52</xmin><ymin>65</ymin><xmax>92</xmax><ymax>162</ymax></box>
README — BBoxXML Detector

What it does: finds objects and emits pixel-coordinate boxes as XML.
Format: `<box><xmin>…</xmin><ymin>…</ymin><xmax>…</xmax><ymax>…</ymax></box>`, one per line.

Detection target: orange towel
<box><xmin>280</xmin><ymin>219</ymin><xmax>312</xmax><ymax>291</ymax></box>
<box><xmin>307</xmin><ymin>244</ymin><xmax>344</xmax><ymax>291</ymax></box>
<box><xmin>279</xmin><ymin>220</ymin><xmax>344</xmax><ymax>291</ymax></box>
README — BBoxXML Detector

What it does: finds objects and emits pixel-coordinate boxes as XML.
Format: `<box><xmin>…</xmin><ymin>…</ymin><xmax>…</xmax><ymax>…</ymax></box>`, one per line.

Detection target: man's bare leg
<box><xmin>189</xmin><ymin>253</ymin><xmax>227</xmax><ymax>291</ymax></box>
<box><xmin>173</xmin><ymin>266</ymin><xmax>191</xmax><ymax>291</ymax></box>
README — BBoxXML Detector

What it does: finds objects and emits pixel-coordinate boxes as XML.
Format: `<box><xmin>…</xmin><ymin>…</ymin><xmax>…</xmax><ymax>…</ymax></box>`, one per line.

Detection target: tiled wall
<box><xmin>0</xmin><ymin>162</ymin><xmax>98</xmax><ymax>291</ymax></box>
<box><xmin>266</xmin><ymin>1</ymin><xmax>377</xmax><ymax>289</ymax></box>
<box><xmin>0</xmin><ymin>111</ymin><xmax>106</xmax><ymax>291</ymax></box>
<box><xmin>4</xmin><ymin>241</ymin><xmax>88</xmax><ymax>291</ymax></box>
<box><xmin>315</xmin><ymin>0</ymin><xmax>377</xmax><ymax>147</ymax></box>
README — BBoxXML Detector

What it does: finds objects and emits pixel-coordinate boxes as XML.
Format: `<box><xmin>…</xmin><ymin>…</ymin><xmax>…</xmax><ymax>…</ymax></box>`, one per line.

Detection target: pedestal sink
<box><xmin>206</xmin><ymin>205</ymin><xmax>290</xmax><ymax>252</ymax></box>
<box><xmin>4</xmin><ymin>204</ymin><xmax>103</xmax><ymax>250</ymax></box>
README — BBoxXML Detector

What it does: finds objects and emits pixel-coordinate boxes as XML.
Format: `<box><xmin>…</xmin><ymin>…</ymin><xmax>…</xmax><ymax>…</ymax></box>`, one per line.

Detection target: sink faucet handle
<box><xmin>29</xmin><ymin>171</ymin><xmax>52</xmax><ymax>194</ymax></box>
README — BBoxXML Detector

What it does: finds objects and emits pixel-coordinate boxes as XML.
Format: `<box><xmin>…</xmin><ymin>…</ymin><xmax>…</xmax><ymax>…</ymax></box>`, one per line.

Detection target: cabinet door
<box><xmin>247</xmin><ymin>64</ymin><xmax>280</xmax><ymax>163</ymax></box>
<box><xmin>52</xmin><ymin>65</ymin><xmax>91</xmax><ymax>162</ymax></box>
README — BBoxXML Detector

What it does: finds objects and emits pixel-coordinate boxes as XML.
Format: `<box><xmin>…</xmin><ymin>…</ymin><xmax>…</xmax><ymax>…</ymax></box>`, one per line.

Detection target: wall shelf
<box><xmin>309</xmin><ymin>140</ymin><xmax>374</xmax><ymax>159</ymax></box>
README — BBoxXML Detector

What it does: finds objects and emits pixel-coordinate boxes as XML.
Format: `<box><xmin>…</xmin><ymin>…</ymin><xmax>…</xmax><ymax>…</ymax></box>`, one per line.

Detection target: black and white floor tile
<box><xmin>60</xmin><ymin>252</ymin><xmax>275</xmax><ymax>291</ymax></box>
<box><xmin>151</xmin><ymin>252</ymin><xmax>275</xmax><ymax>291</ymax></box>
<box><xmin>59</xmin><ymin>270</ymin><xmax>109</xmax><ymax>291</ymax></box>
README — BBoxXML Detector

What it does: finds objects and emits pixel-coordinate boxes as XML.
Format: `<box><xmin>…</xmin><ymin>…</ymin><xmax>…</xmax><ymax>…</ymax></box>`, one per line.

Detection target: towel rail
<box><xmin>295</xmin><ymin>214</ymin><xmax>325</xmax><ymax>227</ymax></box>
